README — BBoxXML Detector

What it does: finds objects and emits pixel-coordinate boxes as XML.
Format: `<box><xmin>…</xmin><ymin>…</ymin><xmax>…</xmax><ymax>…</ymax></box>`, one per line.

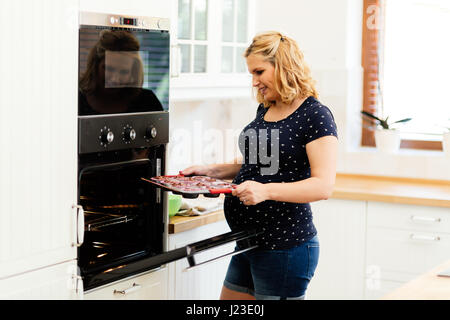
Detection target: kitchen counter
<box><xmin>381</xmin><ymin>259</ymin><xmax>450</xmax><ymax>300</ymax></box>
<box><xmin>169</xmin><ymin>209</ymin><xmax>225</xmax><ymax>234</ymax></box>
<box><xmin>332</xmin><ymin>174</ymin><xmax>450</xmax><ymax>208</ymax></box>
<box><xmin>169</xmin><ymin>173</ymin><xmax>450</xmax><ymax>234</ymax></box>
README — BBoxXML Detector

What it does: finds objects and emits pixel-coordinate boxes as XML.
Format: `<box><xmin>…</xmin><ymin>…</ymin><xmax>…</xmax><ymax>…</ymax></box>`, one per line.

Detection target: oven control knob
<box><xmin>100</xmin><ymin>129</ymin><xmax>114</xmax><ymax>146</ymax></box>
<box><xmin>123</xmin><ymin>126</ymin><xmax>136</xmax><ymax>142</ymax></box>
<box><xmin>145</xmin><ymin>126</ymin><xmax>157</xmax><ymax>139</ymax></box>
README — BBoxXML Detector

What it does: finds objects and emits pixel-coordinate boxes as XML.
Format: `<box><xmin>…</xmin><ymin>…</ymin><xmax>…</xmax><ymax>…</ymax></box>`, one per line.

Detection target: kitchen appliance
<box><xmin>77</xmin><ymin>12</ymin><xmax>260</xmax><ymax>293</ymax></box>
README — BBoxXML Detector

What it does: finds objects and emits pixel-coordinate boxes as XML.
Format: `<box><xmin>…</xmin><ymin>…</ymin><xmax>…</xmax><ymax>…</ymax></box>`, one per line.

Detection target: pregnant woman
<box><xmin>181</xmin><ymin>31</ymin><xmax>338</xmax><ymax>300</ymax></box>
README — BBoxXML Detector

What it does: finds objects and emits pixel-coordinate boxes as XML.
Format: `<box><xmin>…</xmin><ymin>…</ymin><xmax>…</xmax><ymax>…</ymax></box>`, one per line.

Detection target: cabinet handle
<box><xmin>409</xmin><ymin>234</ymin><xmax>441</xmax><ymax>242</ymax></box>
<box><xmin>113</xmin><ymin>283</ymin><xmax>142</xmax><ymax>295</ymax></box>
<box><xmin>72</xmin><ymin>205</ymin><xmax>84</xmax><ymax>247</ymax></box>
<box><xmin>410</xmin><ymin>215</ymin><xmax>441</xmax><ymax>223</ymax></box>
<box><xmin>71</xmin><ymin>274</ymin><xmax>84</xmax><ymax>299</ymax></box>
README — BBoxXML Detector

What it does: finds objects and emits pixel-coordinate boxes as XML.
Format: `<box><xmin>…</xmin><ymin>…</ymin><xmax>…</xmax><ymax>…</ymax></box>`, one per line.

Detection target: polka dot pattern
<box><xmin>224</xmin><ymin>96</ymin><xmax>338</xmax><ymax>250</ymax></box>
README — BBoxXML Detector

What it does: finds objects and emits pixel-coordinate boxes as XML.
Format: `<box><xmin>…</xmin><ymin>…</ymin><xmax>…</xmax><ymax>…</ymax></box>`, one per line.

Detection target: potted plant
<box><xmin>361</xmin><ymin>111</ymin><xmax>412</xmax><ymax>153</ymax></box>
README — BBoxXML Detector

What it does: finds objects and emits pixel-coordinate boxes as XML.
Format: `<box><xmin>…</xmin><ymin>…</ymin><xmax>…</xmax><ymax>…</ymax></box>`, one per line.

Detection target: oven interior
<box><xmin>78</xmin><ymin>150</ymin><xmax>165</xmax><ymax>275</ymax></box>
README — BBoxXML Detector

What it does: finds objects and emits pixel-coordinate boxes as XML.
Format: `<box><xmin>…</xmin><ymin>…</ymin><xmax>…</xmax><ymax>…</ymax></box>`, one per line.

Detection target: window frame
<box><xmin>177</xmin><ymin>0</ymin><xmax>209</xmax><ymax>74</ymax></box>
<box><xmin>361</xmin><ymin>0</ymin><xmax>443</xmax><ymax>151</ymax></box>
<box><xmin>170</xmin><ymin>0</ymin><xmax>255</xmax><ymax>101</ymax></box>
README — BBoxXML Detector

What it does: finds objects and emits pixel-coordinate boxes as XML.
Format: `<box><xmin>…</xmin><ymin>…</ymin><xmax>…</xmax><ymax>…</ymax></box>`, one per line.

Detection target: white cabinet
<box><xmin>304</xmin><ymin>198</ymin><xmax>450</xmax><ymax>300</ymax></box>
<box><xmin>168</xmin><ymin>219</ymin><xmax>233</xmax><ymax>300</ymax></box>
<box><xmin>365</xmin><ymin>202</ymin><xmax>450</xmax><ymax>299</ymax></box>
<box><xmin>0</xmin><ymin>261</ymin><xmax>80</xmax><ymax>300</ymax></box>
<box><xmin>83</xmin><ymin>267</ymin><xmax>168</xmax><ymax>300</ymax></box>
<box><xmin>307</xmin><ymin>199</ymin><xmax>367</xmax><ymax>300</ymax></box>
<box><xmin>0</xmin><ymin>0</ymin><xmax>78</xmax><ymax>281</ymax></box>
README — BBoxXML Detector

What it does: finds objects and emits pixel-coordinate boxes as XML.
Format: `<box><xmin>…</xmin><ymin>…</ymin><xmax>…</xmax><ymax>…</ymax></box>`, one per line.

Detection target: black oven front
<box><xmin>77</xmin><ymin>112</ymin><xmax>169</xmax><ymax>291</ymax></box>
<box><xmin>77</xmin><ymin>12</ymin><xmax>261</xmax><ymax>293</ymax></box>
<box><xmin>77</xmin><ymin>12</ymin><xmax>171</xmax><ymax>291</ymax></box>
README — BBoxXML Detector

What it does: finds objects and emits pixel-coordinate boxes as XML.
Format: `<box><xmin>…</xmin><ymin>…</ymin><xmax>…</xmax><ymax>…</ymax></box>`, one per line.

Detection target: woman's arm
<box><xmin>267</xmin><ymin>135</ymin><xmax>338</xmax><ymax>202</ymax></box>
<box><xmin>233</xmin><ymin>136</ymin><xmax>338</xmax><ymax>205</ymax></box>
<box><xmin>181</xmin><ymin>156</ymin><xmax>243</xmax><ymax>180</ymax></box>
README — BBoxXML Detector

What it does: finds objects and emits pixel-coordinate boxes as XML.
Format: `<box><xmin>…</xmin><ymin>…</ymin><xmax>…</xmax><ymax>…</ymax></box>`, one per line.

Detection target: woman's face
<box><xmin>246</xmin><ymin>54</ymin><xmax>279</xmax><ymax>102</ymax></box>
<box><xmin>103</xmin><ymin>51</ymin><xmax>135</xmax><ymax>88</ymax></box>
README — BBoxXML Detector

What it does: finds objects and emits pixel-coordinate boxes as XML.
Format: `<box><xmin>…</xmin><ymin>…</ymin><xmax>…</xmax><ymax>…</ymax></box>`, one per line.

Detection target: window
<box><xmin>171</xmin><ymin>0</ymin><xmax>255</xmax><ymax>100</ymax></box>
<box><xmin>175</xmin><ymin>0</ymin><xmax>253</xmax><ymax>76</ymax></box>
<box><xmin>361</xmin><ymin>0</ymin><xmax>450</xmax><ymax>150</ymax></box>
<box><xmin>221</xmin><ymin>0</ymin><xmax>249</xmax><ymax>73</ymax></box>
<box><xmin>177</xmin><ymin>0</ymin><xmax>209</xmax><ymax>73</ymax></box>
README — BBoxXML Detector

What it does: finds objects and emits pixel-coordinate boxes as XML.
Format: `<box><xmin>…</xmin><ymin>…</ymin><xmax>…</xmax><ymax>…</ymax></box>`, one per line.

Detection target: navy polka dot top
<box><xmin>224</xmin><ymin>96</ymin><xmax>338</xmax><ymax>250</ymax></box>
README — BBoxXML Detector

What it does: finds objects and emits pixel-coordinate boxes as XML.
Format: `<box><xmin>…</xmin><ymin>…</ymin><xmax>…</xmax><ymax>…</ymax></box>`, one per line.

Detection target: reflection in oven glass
<box><xmin>78</xmin><ymin>28</ymin><xmax>170</xmax><ymax>115</ymax></box>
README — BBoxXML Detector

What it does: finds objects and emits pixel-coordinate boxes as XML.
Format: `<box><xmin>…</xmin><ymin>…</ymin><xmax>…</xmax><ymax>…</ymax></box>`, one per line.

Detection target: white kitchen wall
<box><xmin>167</xmin><ymin>98</ymin><xmax>256</xmax><ymax>174</ymax></box>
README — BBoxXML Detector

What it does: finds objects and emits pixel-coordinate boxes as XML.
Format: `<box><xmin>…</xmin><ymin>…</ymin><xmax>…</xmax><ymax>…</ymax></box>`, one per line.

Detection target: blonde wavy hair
<box><xmin>245</xmin><ymin>31</ymin><xmax>318</xmax><ymax>108</ymax></box>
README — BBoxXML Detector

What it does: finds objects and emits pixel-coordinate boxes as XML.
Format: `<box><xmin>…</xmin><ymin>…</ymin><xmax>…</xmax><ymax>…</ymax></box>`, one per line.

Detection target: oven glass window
<box><xmin>79</xmin><ymin>27</ymin><xmax>170</xmax><ymax>115</ymax></box>
<box><xmin>78</xmin><ymin>160</ymin><xmax>163</xmax><ymax>273</ymax></box>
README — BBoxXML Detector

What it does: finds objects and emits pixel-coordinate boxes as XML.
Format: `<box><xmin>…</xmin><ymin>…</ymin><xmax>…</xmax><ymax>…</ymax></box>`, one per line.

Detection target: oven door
<box><xmin>78</xmin><ymin>157</ymin><xmax>261</xmax><ymax>291</ymax></box>
<box><xmin>81</xmin><ymin>228</ymin><xmax>261</xmax><ymax>291</ymax></box>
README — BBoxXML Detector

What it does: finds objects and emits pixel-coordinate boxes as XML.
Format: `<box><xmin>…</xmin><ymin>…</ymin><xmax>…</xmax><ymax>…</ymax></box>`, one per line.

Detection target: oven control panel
<box><xmin>78</xmin><ymin>112</ymin><xmax>169</xmax><ymax>154</ymax></box>
<box><xmin>80</xmin><ymin>12</ymin><xmax>170</xmax><ymax>31</ymax></box>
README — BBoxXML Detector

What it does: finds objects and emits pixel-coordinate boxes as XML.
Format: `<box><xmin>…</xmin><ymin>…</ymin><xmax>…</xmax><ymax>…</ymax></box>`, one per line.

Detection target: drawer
<box><xmin>367</xmin><ymin>202</ymin><xmax>450</xmax><ymax>233</ymax></box>
<box><xmin>366</xmin><ymin>227</ymin><xmax>450</xmax><ymax>279</ymax></box>
<box><xmin>84</xmin><ymin>267</ymin><xmax>168</xmax><ymax>300</ymax></box>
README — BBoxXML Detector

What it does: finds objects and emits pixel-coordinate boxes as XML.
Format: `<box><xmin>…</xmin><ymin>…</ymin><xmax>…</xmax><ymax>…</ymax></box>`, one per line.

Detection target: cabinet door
<box><xmin>0</xmin><ymin>0</ymin><xmax>78</xmax><ymax>278</ymax></box>
<box><xmin>0</xmin><ymin>261</ymin><xmax>80</xmax><ymax>300</ymax></box>
<box><xmin>307</xmin><ymin>199</ymin><xmax>367</xmax><ymax>300</ymax></box>
<box><xmin>366</xmin><ymin>202</ymin><xmax>450</xmax><ymax>283</ymax></box>
<box><xmin>168</xmin><ymin>220</ymin><xmax>233</xmax><ymax>300</ymax></box>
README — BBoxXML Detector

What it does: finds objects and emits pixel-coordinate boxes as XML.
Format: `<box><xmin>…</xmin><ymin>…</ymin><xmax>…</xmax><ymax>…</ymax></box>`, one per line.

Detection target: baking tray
<box><xmin>141</xmin><ymin>173</ymin><xmax>236</xmax><ymax>198</ymax></box>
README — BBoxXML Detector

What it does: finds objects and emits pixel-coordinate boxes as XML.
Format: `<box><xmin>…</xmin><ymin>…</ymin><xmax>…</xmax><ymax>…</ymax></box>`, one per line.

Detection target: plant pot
<box><xmin>374</xmin><ymin>129</ymin><xmax>400</xmax><ymax>153</ymax></box>
<box><xmin>443</xmin><ymin>132</ymin><xmax>450</xmax><ymax>157</ymax></box>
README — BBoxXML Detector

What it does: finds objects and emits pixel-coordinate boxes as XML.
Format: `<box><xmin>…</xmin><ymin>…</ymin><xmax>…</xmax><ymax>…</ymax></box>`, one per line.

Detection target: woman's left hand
<box><xmin>232</xmin><ymin>181</ymin><xmax>270</xmax><ymax>206</ymax></box>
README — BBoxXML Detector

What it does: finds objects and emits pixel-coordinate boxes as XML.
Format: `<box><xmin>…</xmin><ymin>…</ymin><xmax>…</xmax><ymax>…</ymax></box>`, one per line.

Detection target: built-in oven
<box><xmin>77</xmin><ymin>12</ymin><xmax>259</xmax><ymax>293</ymax></box>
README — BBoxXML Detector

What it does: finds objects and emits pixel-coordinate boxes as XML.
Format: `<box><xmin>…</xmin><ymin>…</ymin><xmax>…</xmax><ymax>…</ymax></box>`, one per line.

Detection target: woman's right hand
<box><xmin>180</xmin><ymin>165</ymin><xmax>213</xmax><ymax>177</ymax></box>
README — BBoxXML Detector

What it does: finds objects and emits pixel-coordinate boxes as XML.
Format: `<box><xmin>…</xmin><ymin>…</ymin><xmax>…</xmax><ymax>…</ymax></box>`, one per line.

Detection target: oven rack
<box><xmin>84</xmin><ymin>211</ymin><xmax>137</xmax><ymax>231</ymax></box>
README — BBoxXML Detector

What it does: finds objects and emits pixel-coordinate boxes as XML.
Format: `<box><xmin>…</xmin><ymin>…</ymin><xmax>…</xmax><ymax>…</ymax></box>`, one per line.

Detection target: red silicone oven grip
<box><xmin>209</xmin><ymin>188</ymin><xmax>233</xmax><ymax>194</ymax></box>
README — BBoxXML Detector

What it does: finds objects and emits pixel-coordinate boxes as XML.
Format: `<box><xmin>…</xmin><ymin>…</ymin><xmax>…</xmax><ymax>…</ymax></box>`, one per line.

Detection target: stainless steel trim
<box><xmin>183</xmin><ymin>245</ymin><xmax>258</xmax><ymax>272</ymax></box>
<box><xmin>113</xmin><ymin>283</ymin><xmax>142</xmax><ymax>295</ymax></box>
<box><xmin>78</xmin><ymin>111</ymin><xmax>169</xmax><ymax>120</ymax></box>
<box><xmin>409</xmin><ymin>233</ymin><xmax>441</xmax><ymax>242</ymax></box>
<box><xmin>410</xmin><ymin>215</ymin><xmax>441</xmax><ymax>223</ymax></box>
<box><xmin>79</xmin><ymin>11</ymin><xmax>170</xmax><ymax>31</ymax></box>
<box><xmin>156</xmin><ymin>158</ymin><xmax>161</xmax><ymax>204</ymax></box>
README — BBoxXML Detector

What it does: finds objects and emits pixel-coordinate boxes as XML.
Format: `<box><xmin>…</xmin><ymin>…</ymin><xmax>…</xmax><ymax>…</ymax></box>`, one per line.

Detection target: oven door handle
<box><xmin>183</xmin><ymin>245</ymin><xmax>258</xmax><ymax>272</ymax></box>
<box><xmin>72</xmin><ymin>205</ymin><xmax>84</xmax><ymax>247</ymax></box>
<box><xmin>182</xmin><ymin>229</ymin><xmax>262</xmax><ymax>272</ymax></box>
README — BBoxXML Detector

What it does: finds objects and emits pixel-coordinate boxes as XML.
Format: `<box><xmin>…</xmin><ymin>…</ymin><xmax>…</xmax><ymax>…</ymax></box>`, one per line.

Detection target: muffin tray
<box><xmin>141</xmin><ymin>173</ymin><xmax>236</xmax><ymax>198</ymax></box>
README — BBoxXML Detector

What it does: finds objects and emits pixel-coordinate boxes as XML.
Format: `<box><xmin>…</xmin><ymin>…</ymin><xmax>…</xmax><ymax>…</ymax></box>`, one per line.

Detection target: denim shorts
<box><xmin>223</xmin><ymin>235</ymin><xmax>319</xmax><ymax>300</ymax></box>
